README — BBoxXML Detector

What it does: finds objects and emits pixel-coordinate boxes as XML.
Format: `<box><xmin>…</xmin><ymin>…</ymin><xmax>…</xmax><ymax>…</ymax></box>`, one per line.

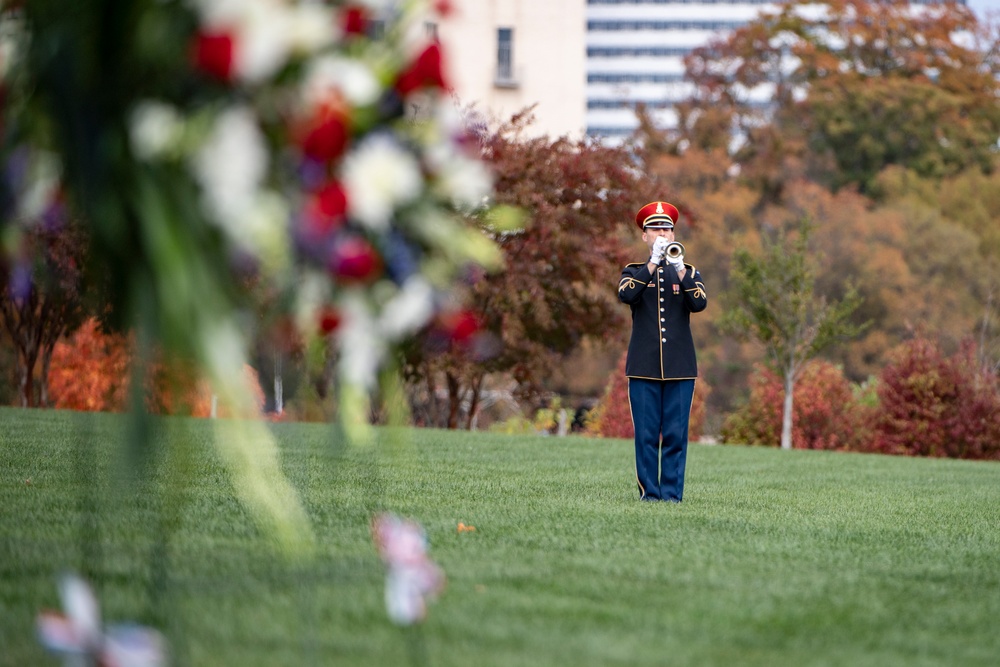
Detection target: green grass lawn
<box><xmin>2</xmin><ymin>406</ymin><xmax>999</xmax><ymax>667</ymax></box>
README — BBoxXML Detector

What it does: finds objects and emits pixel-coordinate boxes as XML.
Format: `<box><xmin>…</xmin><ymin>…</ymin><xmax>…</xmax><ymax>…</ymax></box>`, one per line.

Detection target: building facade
<box><xmin>441</xmin><ymin>0</ymin><xmax>968</xmax><ymax>143</ymax></box>
<box><xmin>585</xmin><ymin>0</ymin><xmax>778</xmax><ymax>141</ymax></box>
<box><xmin>437</xmin><ymin>0</ymin><xmax>587</xmax><ymax>140</ymax></box>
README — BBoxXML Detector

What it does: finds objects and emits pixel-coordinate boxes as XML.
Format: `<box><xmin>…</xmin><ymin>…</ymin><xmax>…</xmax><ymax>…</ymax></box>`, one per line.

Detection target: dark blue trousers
<box><xmin>628</xmin><ymin>377</ymin><xmax>696</xmax><ymax>502</ymax></box>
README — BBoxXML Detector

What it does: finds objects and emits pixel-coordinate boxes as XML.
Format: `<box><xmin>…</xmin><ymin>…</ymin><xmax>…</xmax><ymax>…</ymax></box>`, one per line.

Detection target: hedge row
<box><xmin>592</xmin><ymin>338</ymin><xmax>1000</xmax><ymax>461</ymax></box>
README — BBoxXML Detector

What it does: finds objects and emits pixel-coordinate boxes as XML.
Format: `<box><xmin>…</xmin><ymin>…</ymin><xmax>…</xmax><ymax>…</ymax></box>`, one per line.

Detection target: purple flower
<box><xmin>8</xmin><ymin>260</ymin><xmax>32</xmax><ymax>303</ymax></box>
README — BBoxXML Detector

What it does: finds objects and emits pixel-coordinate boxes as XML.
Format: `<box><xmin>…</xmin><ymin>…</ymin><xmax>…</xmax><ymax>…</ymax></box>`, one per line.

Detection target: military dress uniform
<box><xmin>618</xmin><ymin>202</ymin><xmax>707</xmax><ymax>502</ymax></box>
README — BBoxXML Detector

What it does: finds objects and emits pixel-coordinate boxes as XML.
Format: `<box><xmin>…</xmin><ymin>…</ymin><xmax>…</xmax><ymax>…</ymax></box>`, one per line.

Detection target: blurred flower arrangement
<box><xmin>135</xmin><ymin>0</ymin><xmax>500</xmax><ymax>434</ymax></box>
<box><xmin>371</xmin><ymin>513</ymin><xmax>445</xmax><ymax>625</ymax></box>
<box><xmin>37</xmin><ymin>573</ymin><xmax>167</xmax><ymax>667</ymax></box>
<box><xmin>0</xmin><ymin>0</ymin><xmax>503</xmax><ymax>550</ymax></box>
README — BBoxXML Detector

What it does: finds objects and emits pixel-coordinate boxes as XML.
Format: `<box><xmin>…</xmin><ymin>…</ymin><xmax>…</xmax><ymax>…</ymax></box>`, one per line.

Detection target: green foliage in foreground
<box><xmin>2</xmin><ymin>407</ymin><xmax>999</xmax><ymax>667</ymax></box>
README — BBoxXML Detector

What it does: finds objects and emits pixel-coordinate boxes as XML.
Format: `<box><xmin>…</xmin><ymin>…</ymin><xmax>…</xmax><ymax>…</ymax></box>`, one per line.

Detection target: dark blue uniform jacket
<box><xmin>618</xmin><ymin>261</ymin><xmax>708</xmax><ymax>380</ymax></box>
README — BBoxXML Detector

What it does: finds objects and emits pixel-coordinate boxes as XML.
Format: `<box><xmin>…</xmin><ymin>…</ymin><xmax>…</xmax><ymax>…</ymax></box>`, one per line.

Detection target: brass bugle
<box><xmin>665</xmin><ymin>241</ymin><xmax>685</xmax><ymax>259</ymax></box>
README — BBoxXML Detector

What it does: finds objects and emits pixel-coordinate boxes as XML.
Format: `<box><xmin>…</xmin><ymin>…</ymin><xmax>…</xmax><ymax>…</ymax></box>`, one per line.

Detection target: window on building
<box><xmin>496</xmin><ymin>27</ymin><xmax>517</xmax><ymax>87</ymax></box>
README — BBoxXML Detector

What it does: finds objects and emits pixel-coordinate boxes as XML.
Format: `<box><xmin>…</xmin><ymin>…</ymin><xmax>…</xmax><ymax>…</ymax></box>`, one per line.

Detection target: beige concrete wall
<box><xmin>438</xmin><ymin>0</ymin><xmax>586</xmax><ymax>140</ymax></box>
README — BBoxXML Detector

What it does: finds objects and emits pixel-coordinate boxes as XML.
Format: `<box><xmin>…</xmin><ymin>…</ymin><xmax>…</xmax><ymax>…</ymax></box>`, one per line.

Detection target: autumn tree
<box><xmin>402</xmin><ymin>111</ymin><xmax>652</xmax><ymax>428</ymax></box>
<box><xmin>47</xmin><ymin>317</ymin><xmax>130</xmax><ymax>411</ymax></box>
<box><xmin>870</xmin><ymin>337</ymin><xmax>1000</xmax><ymax>459</ymax></box>
<box><xmin>640</xmin><ymin>135</ymin><xmax>1000</xmax><ymax>417</ymax></box>
<box><xmin>720</xmin><ymin>218</ymin><xmax>867</xmax><ymax>449</ymax></box>
<box><xmin>48</xmin><ymin>316</ymin><xmax>267</xmax><ymax>417</ymax></box>
<box><xmin>681</xmin><ymin>0</ymin><xmax>1000</xmax><ymax>196</ymax></box>
<box><xmin>721</xmin><ymin>359</ymin><xmax>870</xmax><ymax>450</ymax></box>
<box><xmin>0</xmin><ymin>217</ymin><xmax>89</xmax><ymax>407</ymax></box>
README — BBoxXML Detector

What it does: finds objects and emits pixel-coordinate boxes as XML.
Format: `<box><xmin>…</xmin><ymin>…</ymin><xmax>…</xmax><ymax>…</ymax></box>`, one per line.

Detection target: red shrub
<box><xmin>589</xmin><ymin>350</ymin><xmax>709</xmax><ymax>441</ymax></box>
<box><xmin>721</xmin><ymin>360</ymin><xmax>868</xmax><ymax>450</ymax></box>
<box><xmin>870</xmin><ymin>338</ymin><xmax>1000</xmax><ymax>459</ymax></box>
<box><xmin>589</xmin><ymin>352</ymin><xmax>633</xmax><ymax>438</ymax></box>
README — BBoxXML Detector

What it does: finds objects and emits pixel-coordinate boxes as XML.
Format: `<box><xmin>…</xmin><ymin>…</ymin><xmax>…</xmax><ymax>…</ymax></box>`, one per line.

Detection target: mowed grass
<box><xmin>1</xmin><ymin>407</ymin><xmax>999</xmax><ymax>667</ymax></box>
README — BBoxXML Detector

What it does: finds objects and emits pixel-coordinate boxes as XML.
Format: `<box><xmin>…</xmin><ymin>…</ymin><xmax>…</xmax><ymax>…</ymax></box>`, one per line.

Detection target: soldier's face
<box><xmin>642</xmin><ymin>227</ymin><xmax>674</xmax><ymax>249</ymax></box>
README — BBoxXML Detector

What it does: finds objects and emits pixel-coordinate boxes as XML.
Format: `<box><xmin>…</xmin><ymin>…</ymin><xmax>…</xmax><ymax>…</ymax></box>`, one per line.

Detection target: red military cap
<box><xmin>634</xmin><ymin>201</ymin><xmax>679</xmax><ymax>230</ymax></box>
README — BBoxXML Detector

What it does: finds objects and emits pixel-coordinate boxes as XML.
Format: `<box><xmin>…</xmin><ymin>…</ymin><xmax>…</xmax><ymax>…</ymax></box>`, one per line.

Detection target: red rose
<box><xmin>396</xmin><ymin>43</ymin><xmax>449</xmax><ymax>96</ymax></box>
<box><xmin>341</xmin><ymin>6</ymin><xmax>370</xmax><ymax>35</ymax></box>
<box><xmin>440</xmin><ymin>310</ymin><xmax>480</xmax><ymax>342</ymax></box>
<box><xmin>330</xmin><ymin>236</ymin><xmax>382</xmax><ymax>282</ymax></box>
<box><xmin>193</xmin><ymin>31</ymin><xmax>235</xmax><ymax>82</ymax></box>
<box><xmin>303</xmin><ymin>181</ymin><xmax>349</xmax><ymax>236</ymax></box>
<box><xmin>318</xmin><ymin>307</ymin><xmax>342</xmax><ymax>335</ymax></box>
<box><xmin>434</xmin><ymin>0</ymin><xmax>455</xmax><ymax>17</ymax></box>
<box><xmin>300</xmin><ymin>110</ymin><xmax>350</xmax><ymax>163</ymax></box>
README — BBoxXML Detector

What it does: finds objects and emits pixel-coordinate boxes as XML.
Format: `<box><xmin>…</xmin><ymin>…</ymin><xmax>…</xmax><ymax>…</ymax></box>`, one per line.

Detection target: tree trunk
<box><xmin>464</xmin><ymin>375</ymin><xmax>483</xmax><ymax>430</ymax></box>
<box><xmin>273</xmin><ymin>349</ymin><xmax>283</xmax><ymax>415</ymax></box>
<box><xmin>17</xmin><ymin>345</ymin><xmax>38</xmax><ymax>408</ymax></box>
<box><xmin>781</xmin><ymin>373</ymin><xmax>795</xmax><ymax>450</ymax></box>
<box><xmin>423</xmin><ymin>372</ymin><xmax>440</xmax><ymax>427</ymax></box>
<box><xmin>18</xmin><ymin>359</ymin><xmax>31</xmax><ymax>407</ymax></box>
<box><xmin>313</xmin><ymin>339</ymin><xmax>335</xmax><ymax>399</ymax></box>
<box><xmin>445</xmin><ymin>372</ymin><xmax>461</xmax><ymax>429</ymax></box>
<box><xmin>39</xmin><ymin>342</ymin><xmax>54</xmax><ymax>408</ymax></box>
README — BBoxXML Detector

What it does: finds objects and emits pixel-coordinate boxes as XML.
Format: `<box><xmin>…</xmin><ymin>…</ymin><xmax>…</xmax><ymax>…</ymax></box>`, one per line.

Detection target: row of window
<box><xmin>700</xmin><ymin>0</ymin><xmax>952</xmax><ymax>4</ymax></box>
<box><xmin>588</xmin><ymin>0</ymin><xmax>773</xmax><ymax>4</ymax></box>
<box><xmin>588</xmin><ymin>73</ymin><xmax>687</xmax><ymax>83</ymax></box>
<box><xmin>588</xmin><ymin>98</ymin><xmax>771</xmax><ymax>108</ymax></box>
<box><xmin>589</xmin><ymin>20</ymin><xmax>746</xmax><ymax>30</ymax></box>
<box><xmin>586</xmin><ymin>126</ymin><xmax>636</xmax><ymax>136</ymax></box>
<box><xmin>588</xmin><ymin>47</ymin><xmax>695</xmax><ymax>56</ymax></box>
<box><xmin>588</xmin><ymin>99</ymin><xmax>679</xmax><ymax>109</ymax></box>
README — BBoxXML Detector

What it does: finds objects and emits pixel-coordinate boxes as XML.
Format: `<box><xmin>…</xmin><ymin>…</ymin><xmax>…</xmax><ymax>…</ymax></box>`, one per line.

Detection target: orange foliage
<box><xmin>184</xmin><ymin>364</ymin><xmax>267</xmax><ymax>419</ymax></box>
<box><xmin>48</xmin><ymin>319</ymin><xmax>130</xmax><ymax>412</ymax></box>
<box><xmin>48</xmin><ymin>317</ymin><xmax>265</xmax><ymax>417</ymax></box>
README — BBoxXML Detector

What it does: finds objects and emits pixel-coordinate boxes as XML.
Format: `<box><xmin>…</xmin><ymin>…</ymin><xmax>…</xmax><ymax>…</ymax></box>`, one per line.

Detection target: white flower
<box><xmin>201</xmin><ymin>320</ymin><xmax>248</xmax><ymax>393</ymax></box>
<box><xmin>0</xmin><ymin>15</ymin><xmax>24</xmax><ymax>81</ymax></box>
<box><xmin>358</xmin><ymin>0</ymin><xmax>404</xmax><ymax>12</ymax></box>
<box><xmin>379</xmin><ymin>277</ymin><xmax>435</xmax><ymax>339</ymax></box>
<box><xmin>37</xmin><ymin>574</ymin><xmax>167</xmax><ymax>667</ymax></box>
<box><xmin>191</xmin><ymin>105</ymin><xmax>268</xmax><ymax>235</ymax></box>
<box><xmin>337</xmin><ymin>293</ymin><xmax>385</xmax><ymax>390</ymax></box>
<box><xmin>16</xmin><ymin>151</ymin><xmax>61</xmax><ymax>223</ymax></box>
<box><xmin>293</xmin><ymin>270</ymin><xmax>332</xmax><ymax>336</ymax></box>
<box><xmin>372</xmin><ymin>513</ymin><xmax>446</xmax><ymax>626</ymax></box>
<box><xmin>303</xmin><ymin>55</ymin><xmax>381</xmax><ymax>109</ymax></box>
<box><xmin>188</xmin><ymin>0</ymin><xmax>255</xmax><ymax>27</ymax></box>
<box><xmin>418</xmin><ymin>109</ymin><xmax>493</xmax><ymax>211</ymax></box>
<box><xmin>342</xmin><ymin>135</ymin><xmax>422</xmax><ymax>230</ymax></box>
<box><xmin>60</xmin><ymin>574</ymin><xmax>102</xmax><ymax>649</ymax></box>
<box><xmin>436</xmin><ymin>154</ymin><xmax>493</xmax><ymax>212</ymax></box>
<box><xmin>189</xmin><ymin>0</ymin><xmax>303</xmax><ymax>83</ymax></box>
<box><xmin>287</xmin><ymin>4</ymin><xmax>338</xmax><ymax>56</ymax></box>
<box><xmin>233</xmin><ymin>3</ymin><xmax>296</xmax><ymax>83</ymax></box>
<box><xmin>129</xmin><ymin>101</ymin><xmax>184</xmax><ymax>161</ymax></box>
<box><xmin>241</xmin><ymin>190</ymin><xmax>291</xmax><ymax>276</ymax></box>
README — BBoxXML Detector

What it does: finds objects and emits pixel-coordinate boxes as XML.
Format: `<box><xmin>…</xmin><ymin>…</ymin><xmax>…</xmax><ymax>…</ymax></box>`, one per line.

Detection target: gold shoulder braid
<box><xmin>618</xmin><ymin>276</ymin><xmax>641</xmax><ymax>292</ymax></box>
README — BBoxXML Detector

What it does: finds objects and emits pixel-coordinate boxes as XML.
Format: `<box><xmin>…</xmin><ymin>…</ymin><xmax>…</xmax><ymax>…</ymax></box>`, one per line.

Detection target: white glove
<box><xmin>668</xmin><ymin>253</ymin><xmax>685</xmax><ymax>272</ymax></box>
<box><xmin>650</xmin><ymin>237</ymin><xmax>669</xmax><ymax>264</ymax></box>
